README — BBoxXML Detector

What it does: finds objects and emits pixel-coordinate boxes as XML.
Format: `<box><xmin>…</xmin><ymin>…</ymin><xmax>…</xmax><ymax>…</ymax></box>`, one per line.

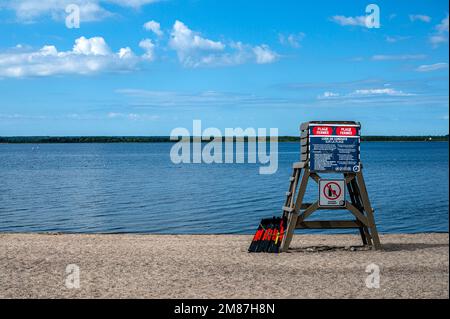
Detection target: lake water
<box><xmin>0</xmin><ymin>142</ymin><xmax>448</xmax><ymax>234</ymax></box>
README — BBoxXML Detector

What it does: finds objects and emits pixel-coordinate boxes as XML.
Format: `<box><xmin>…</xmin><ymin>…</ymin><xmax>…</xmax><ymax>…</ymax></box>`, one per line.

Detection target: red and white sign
<box><xmin>319</xmin><ymin>179</ymin><xmax>345</xmax><ymax>207</ymax></box>
<box><xmin>323</xmin><ymin>182</ymin><xmax>341</xmax><ymax>200</ymax></box>
<box><xmin>336</xmin><ymin>126</ymin><xmax>357</xmax><ymax>136</ymax></box>
<box><xmin>312</xmin><ymin>126</ymin><xmax>332</xmax><ymax>136</ymax></box>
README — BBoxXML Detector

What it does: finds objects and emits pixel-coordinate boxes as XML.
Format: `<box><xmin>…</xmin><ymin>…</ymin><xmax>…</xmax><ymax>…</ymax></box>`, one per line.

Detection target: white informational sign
<box><xmin>319</xmin><ymin>179</ymin><xmax>346</xmax><ymax>207</ymax></box>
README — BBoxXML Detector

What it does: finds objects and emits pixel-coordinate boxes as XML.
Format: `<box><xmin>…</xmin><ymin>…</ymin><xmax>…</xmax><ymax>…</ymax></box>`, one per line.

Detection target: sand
<box><xmin>0</xmin><ymin>233</ymin><xmax>448</xmax><ymax>299</ymax></box>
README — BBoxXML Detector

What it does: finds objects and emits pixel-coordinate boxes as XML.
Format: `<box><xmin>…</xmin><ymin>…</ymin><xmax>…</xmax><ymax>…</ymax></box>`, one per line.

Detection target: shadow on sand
<box><xmin>287</xmin><ymin>242</ymin><xmax>449</xmax><ymax>253</ymax></box>
<box><xmin>378</xmin><ymin>242</ymin><xmax>449</xmax><ymax>252</ymax></box>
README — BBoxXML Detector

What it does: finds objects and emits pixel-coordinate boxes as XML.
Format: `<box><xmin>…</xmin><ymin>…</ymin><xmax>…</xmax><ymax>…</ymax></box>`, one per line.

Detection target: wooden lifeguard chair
<box><xmin>280</xmin><ymin>121</ymin><xmax>382</xmax><ymax>251</ymax></box>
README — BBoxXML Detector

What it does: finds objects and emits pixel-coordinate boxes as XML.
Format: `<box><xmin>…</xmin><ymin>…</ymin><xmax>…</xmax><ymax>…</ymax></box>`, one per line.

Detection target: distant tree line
<box><xmin>360</xmin><ymin>135</ymin><xmax>449</xmax><ymax>142</ymax></box>
<box><xmin>0</xmin><ymin>135</ymin><xmax>448</xmax><ymax>143</ymax></box>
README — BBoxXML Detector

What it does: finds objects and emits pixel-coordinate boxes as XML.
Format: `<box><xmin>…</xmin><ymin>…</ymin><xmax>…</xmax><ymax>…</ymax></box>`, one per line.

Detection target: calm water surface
<box><xmin>0</xmin><ymin>142</ymin><xmax>448</xmax><ymax>234</ymax></box>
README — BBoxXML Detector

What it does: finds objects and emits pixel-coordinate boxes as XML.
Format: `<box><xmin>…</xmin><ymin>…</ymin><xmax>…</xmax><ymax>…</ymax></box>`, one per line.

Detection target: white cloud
<box><xmin>73</xmin><ymin>36</ymin><xmax>111</xmax><ymax>55</ymax></box>
<box><xmin>116</xmin><ymin>89</ymin><xmax>294</xmax><ymax>108</ymax></box>
<box><xmin>170</xmin><ymin>20</ymin><xmax>225</xmax><ymax>53</ymax></box>
<box><xmin>372</xmin><ymin>54</ymin><xmax>426</xmax><ymax>61</ymax></box>
<box><xmin>385</xmin><ymin>35</ymin><xmax>412</xmax><ymax>43</ymax></box>
<box><xmin>429</xmin><ymin>34</ymin><xmax>448</xmax><ymax>47</ymax></box>
<box><xmin>0</xmin><ymin>0</ymin><xmax>159</xmax><ymax>23</ymax></box>
<box><xmin>117</xmin><ymin>86</ymin><xmax>430</xmax><ymax>111</ymax></box>
<box><xmin>435</xmin><ymin>15</ymin><xmax>449</xmax><ymax>33</ymax></box>
<box><xmin>169</xmin><ymin>20</ymin><xmax>224</xmax><ymax>67</ymax></box>
<box><xmin>253</xmin><ymin>45</ymin><xmax>278</xmax><ymax>64</ymax></box>
<box><xmin>105</xmin><ymin>0</ymin><xmax>158</xmax><ymax>8</ymax></box>
<box><xmin>429</xmin><ymin>15</ymin><xmax>449</xmax><ymax>47</ymax></box>
<box><xmin>415</xmin><ymin>63</ymin><xmax>449</xmax><ymax>72</ymax></box>
<box><xmin>0</xmin><ymin>112</ymin><xmax>160</xmax><ymax>121</ymax></box>
<box><xmin>0</xmin><ymin>36</ymin><xmax>142</xmax><ymax>78</ymax></box>
<box><xmin>409</xmin><ymin>14</ymin><xmax>431</xmax><ymax>23</ymax></box>
<box><xmin>318</xmin><ymin>91</ymin><xmax>340</xmax><ymax>99</ymax></box>
<box><xmin>143</xmin><ymin>20</ymin><xmax>163</xmax><ymax>37</ymax></box>
<box><xmin>316</xmin><ymin>87</ymin><xmax>415</xmax><ymax>100</ymax></box>
<box><xmin>351</xmin><ymin>88</ymin><xmax>414</xmax><ymax>97</ymax></box>
<box><xmin>139</xmin><ymin>38</ymin><xmax>155</xmax><ymax>61</ymax></box>
<box><xmin>1</xmin><ymin>20</ymin><xmax>279</xmax><ymax>76</ymax></box>
<box><xmin>168</xmin><ymin>20</ymin><xmax>278</xmax><ymax>67</ymax></box>
<box><xmin>118</xmin><ymin>47</ymin><xmax>134</xmax><ymax>59</ymax></box>
<box><xmin>107</xmin><ymin>112</ymin><xmax>159</xmax><ymax>120</ymax></box>
<box><xmin>330</xmin><ymin>15</ymin><xmax>366</xmax><ymax>27</ymax></box>
<box><xmin>279</xmin><ymin>33</ymin><xmax>305</xmax><ymax>48</ymax></box>
<box><xmin>7</xmin><ymin>0</ymin><xmax>111</xmax><ymax>22</ymax></box>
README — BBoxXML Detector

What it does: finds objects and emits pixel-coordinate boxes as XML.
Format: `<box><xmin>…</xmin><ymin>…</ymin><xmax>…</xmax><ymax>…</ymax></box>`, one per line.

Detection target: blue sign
<box><xmin>308</xmin><ymin>125</ymin><xmax>360</xmax><ymax>172</ymax></box>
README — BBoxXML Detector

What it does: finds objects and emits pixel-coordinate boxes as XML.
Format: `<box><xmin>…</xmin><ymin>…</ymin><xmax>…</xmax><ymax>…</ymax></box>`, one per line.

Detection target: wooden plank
<box><xmin>283</xmin><ymin>168</ymin><xmax>302</xmax><ymax>211</ymax></box>
<box><xmin>300</xmin><ymin>122</ymin><xmax>310</xmax><ymax>131</ymax></box>
<box><xmin>350</xmin><ymin>179</ymin><xmax>364</xmax><ymax>211</ymax></box>
<box><xmin>288</xmin><ymin>168</ymin><xmax>300</xmax><ymax>207</ymax></box>
<box><xmin>299</xmin><ymin>203</ymin><xmax>346</xmax><ymax>210</ymax></box>
<box><xmin>345</xmin><ymin>174</ymin><xmax>355</xmax><ymax>184</ymax></box>
<box><xmin>317</xmin><ymin>205</ymin><xmax>347</xmax><ymax>210</ymax></box>
<box><xmin>282</xmin><ymin>206</ymin><xmax>294</xmax><ymax>213</ymax></box>
<box><xmin>347</xmin><ymin>176</ymin><xmax>364</xmax><ymax>211</ymax></box>
<box><xmin>309</xmin><ymin>172</ymin><xmax>320</xmax><ymax>183</ymax></box>
<box><xmin>293</xmin><ymin>169</ymin><xmax>310</xmax><ymax>213</ymax></box>
<box><xmin>296</xmin><ymin>220</ymin><xmax>362</xmax><ymax>229</ymax></box>
<box><xmin>345</xmin><ymin>202</ymin><xmax>369</xmax><ymax>226</ymax></box>
<box><xmin>346</xmin><ymin>176</ymin><xmax>357</xmax><ymax>205</ymax></box>
<box><xmin>297</xmin><ymin>201</ymin><xmax>319</xmax><ymax>223</ymax></box>
<box><xmin>293</xmin><ymin>162</ymin><xmax>305</xmax><ymax>169</ymax></box>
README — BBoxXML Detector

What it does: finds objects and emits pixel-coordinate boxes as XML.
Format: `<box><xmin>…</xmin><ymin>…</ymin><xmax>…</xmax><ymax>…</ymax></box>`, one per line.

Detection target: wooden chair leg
<box><xmin>363</xmin><ymin>226</ymin><xmax>373</xmax><ymax>246</ymax></box>
<box><xmin>356</xmin><ymin>172</ymin><xmax>382</xmax><ymax>250</ymax></box>
<box><xmin>281</xmin><ymin>212</ymin><xmax>298</xmax><ymax>252</ymax></box>
<box><xmin>359</xmin><ymin>227</ymin><xmax>368</xmax><ymax>245</ymax></box>
<box><xmin>281</xmin><ymin>168</ymin><xmax>310</xmax><ymax>252</ymax></box>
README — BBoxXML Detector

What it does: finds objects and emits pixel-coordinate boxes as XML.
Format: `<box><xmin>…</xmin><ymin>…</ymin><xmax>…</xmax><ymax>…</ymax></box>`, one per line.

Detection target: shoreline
<box><xmin>1</xmin><ymin>141</ymin><xmax>448</xmax><ymax>144</ymax></box>
<box><xmin>1</xmin><ymin>233</ymin><xmax>448</xmax><ymax>299</ymax></box>
<box><xmin>1</xmin><ymin>136</ymin><xmax>448</xmax><ymax>144</ymax></box>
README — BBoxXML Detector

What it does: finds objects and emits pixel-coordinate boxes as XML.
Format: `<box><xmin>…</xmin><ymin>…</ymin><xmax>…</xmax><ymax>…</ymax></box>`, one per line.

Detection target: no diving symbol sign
<box><xmin>319</xmin><ymin>179</ymin><xmax>345</xmax><ymax>207</ymax></box>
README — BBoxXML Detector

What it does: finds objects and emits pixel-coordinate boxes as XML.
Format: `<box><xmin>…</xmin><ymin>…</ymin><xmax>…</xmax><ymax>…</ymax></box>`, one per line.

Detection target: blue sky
<box><xmin>0</xmin><ymin>0</ymin><xmax>448</xmax><ymax>136</ymax></box>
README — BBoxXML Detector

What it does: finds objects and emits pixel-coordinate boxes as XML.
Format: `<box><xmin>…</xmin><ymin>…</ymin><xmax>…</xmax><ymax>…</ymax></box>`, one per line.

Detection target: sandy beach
<box><xmin>0</xmin><ymin>233</ymin><xmax>448</xmax><ymax>299</ymax></box>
